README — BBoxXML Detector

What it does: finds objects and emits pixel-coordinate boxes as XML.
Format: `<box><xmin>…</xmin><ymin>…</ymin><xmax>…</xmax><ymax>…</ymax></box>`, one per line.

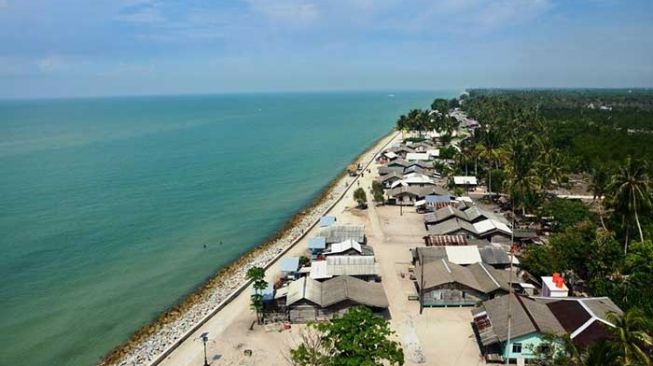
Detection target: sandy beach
<box><xmin>101</xmin><ymin>130</ymin><xmax>401</xmax><ymax>366</ymax></box>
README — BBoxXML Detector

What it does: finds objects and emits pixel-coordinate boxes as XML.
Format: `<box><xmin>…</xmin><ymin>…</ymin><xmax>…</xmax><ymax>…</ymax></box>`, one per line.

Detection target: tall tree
<box><xmin>474</xmin><ymin>127</ymin><xmax>505</xmax><ymax>195</ymax></box>
<box><xmin>607</xmin><ymin>157</ymin><xmax>651</xmax><ymax>251</ymax></box>
<box><xmin>246</xmin><ymin>266</ymin><xmax>268</xmax><ymax>324</ymax></box>
<box><xmin>290</xmin><ymin>307</ymin><xmax>404</xmax><ymax>366</ymax></box>
<box><xmin>589</xmin><ymin>166</ymin><xmax>611</xmax><ymax>229</ymax></box>
<box><xmin>503</xmin><ymin>135</ymin><xmax>541</xmax><ymax>214</ymax></box>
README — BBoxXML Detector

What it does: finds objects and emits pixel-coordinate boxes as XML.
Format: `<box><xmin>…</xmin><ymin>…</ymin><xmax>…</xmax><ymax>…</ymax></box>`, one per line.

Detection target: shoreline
<box><xmin>99</xmin><ymin>129</ymin><xmax>400</xmax><ymax>366</ymax></box>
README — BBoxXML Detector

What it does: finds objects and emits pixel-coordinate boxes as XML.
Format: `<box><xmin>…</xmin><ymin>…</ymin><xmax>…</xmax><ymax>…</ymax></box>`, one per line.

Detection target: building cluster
<box><xmin>259</xmin><ymin>217</ymin><xmax>389</xmax><ymax>323</ymax></box>
<box><xmin>374</xmin><ymin>127</ymin><xmax>624</xmax><ymax>364</ymax></box>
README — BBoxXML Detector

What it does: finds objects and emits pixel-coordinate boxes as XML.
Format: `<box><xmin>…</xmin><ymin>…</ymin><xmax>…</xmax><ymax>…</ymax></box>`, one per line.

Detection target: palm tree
<box><xmin>579</xmin><ymin>339</ymin><xmax>622</xmax><ymax>366</ymax></box>
<box><xmin>589</xmin><ymin>166</ymin><xmax>611</xmax><ymax>230</ymax></box>
<box><xmin>606</xmin><ymin>308</ymin><xmax>653</xmax><ymax>366</ymax></box>
<box><xmin>475</xmin><ymin>127</ymin><xmax>504</xmax><ymax>196</ymax></box>
<box><xmin>607</xmin><ymin>157</ymin><xmax>651</xmax><ymax>251</ymax></box>
<box><xmin>503</xmin><ymin>136</ymin><xmax>541</xmax><ymax>215</ymax></box>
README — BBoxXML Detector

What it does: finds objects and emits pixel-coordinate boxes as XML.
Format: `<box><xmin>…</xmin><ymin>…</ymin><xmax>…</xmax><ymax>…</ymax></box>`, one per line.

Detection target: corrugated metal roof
<box><xmin>445</xmin><ymin>246</ymin><xmax>482</xmax><ymax>265</ymax></box>
<box><xmin>308</xmin><ymin>237</ymin><xmax>326</xmax><ymax>250</ymax></box>
<box><xmin>319</xmin><ymin>225</ymin><xmax>365</xmax><ymax>244</ymax></box>
<box><xmin>280</xmin><ymin>256</ymin><xmax>300</xmax><ymax>273</ymax></box>
<box><xmin>319</xmin><ymin>216</ymin><xmax>337</xmax><ymax>227</ymax></box>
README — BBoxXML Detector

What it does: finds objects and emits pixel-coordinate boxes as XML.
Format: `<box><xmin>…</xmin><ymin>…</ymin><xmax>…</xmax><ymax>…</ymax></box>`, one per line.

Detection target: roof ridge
<box><xmin>478</xmin><ymin>262</ymin><xmax>500</xmax><ymax>288</ymax></box>
<box><xmin>515</xmin><ymin>294</ymin><xmax>541</xmax><ymax>333</ymax></box>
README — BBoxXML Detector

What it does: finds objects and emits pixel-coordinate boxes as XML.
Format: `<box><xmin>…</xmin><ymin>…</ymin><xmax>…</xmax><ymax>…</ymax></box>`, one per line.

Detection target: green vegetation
<box><xmin>371</xmin><ymin>180</ymin><xmax>385</xmax><ymax>203</ymax></box>
<box><xmin>353</xmin><ymin>187</ymin><xmax>367</xmax><ymax>208</ymax></box>
<box><xmin>449</xmin><ymin>89</ymin><xmax>653</xmax><ymax>322</ymax></box>
<box><xmin>246</xmin><ymin>266</ymin><xmax>267</xmax><ymax>324</ymax></box>
<box><xmin>289</xmin><ymin>306</ymin><xmax>404</xmax><ymax>366</ymax></box>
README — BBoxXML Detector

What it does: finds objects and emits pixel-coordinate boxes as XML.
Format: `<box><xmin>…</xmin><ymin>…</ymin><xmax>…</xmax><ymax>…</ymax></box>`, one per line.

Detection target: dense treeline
<box><xmin>463</xmin><ymin>89</ymin><xmax>653</xmax><ymax>170</ymax></box>
<box><xmin>456</xmin><ymin>89</ymin><xmax>653</xmax><ymax>327</ymax></box>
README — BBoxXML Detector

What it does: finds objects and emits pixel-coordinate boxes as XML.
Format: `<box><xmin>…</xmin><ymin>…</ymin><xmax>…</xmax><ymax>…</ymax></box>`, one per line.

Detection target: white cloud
<box><xmin>115</xmin><ymin>6</ymin><xmax>165</xmax><ymax>24</ymax></box>
<box><xmin>246</xmin><ymin>0</ymin><xmax>319</xmax><ymax>25</ymax></box>
<box><xmin>35</xmin><ymin>56</ymin><xmax>64</xmax><ymax>73</ymax></box>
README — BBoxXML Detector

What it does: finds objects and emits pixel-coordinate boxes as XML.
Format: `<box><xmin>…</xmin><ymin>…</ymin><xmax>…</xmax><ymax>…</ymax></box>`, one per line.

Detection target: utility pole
<box><xmin>505</xmin><ymin>151</ymin><xmax>516</xmax><ymax>365</ymax></box>
<box><xmin>200</xmin><ymin>332</ymin><xmax>209</xmax><ymax>366</ymax></box>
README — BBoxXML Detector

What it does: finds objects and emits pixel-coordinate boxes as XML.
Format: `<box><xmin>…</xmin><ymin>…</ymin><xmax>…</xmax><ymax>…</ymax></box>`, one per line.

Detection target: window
<box><xmin>512</xmin><ymin>343</ymin><xmax>522</xmax><ymax>354</ymax></box>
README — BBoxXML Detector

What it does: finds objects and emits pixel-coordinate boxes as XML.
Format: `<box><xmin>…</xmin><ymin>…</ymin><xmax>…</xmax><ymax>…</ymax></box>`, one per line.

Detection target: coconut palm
<box><xmin>503</xmin><ymin>135</ymin><xmax>541</xmax><ymax>215</ymax></box>
<box><xmin>580</xmin><ymin>339</ymin><xmax>622</xmax><ymax>366</ymax></box>
<box><xmin>474</xmin><ymin>127</ymin><xmax>504</xmax><ymax>195</ymax></box>
<box><xmin>607</xmin><ymin>157</ymin><xmax>651</xmax><ymax>251</ymax></box>
<box><xmin>606</xmin><ymin>308</ymin><xmax>653</xmax><ymax>366</ymax></box>
<box><xmin>589</xmin><ymin>166</ymin><xmax>611</xmax><ymax>230</ymax></box>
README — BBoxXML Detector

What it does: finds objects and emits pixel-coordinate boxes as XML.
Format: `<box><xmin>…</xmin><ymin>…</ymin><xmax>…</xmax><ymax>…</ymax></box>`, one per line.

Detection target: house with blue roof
<box><xmin>307</xmin><ymin>237</ymin><xmax>327</xmax><ymax>258</ymax></box>
<box><xmin>280</xmin><ymin>256</ymin><xmax>300</xmax><ymax>279</ymax></box>
<box><xmin>319</xmin><ymin>216</ymin><xmax>337</xmax><ymax>227</ymax></box>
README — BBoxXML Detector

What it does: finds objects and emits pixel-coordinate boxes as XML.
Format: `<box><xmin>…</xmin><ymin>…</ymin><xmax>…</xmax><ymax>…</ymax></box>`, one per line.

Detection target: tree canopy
<box><xmin>290</xmin><ymin>306</ymin><xmax>404</xmax><ymax>366</ymax></box>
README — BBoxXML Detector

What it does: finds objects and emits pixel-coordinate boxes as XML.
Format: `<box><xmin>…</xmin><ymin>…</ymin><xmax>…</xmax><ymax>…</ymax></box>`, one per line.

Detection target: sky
<box><xmin>0</xmin><ymin>0</ymin><xmax>652</xmax><ymax>99</ymax></box>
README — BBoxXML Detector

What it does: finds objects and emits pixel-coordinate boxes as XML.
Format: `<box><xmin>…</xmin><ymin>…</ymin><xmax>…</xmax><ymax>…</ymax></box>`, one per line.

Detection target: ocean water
<box><xmin>0</xmin><ymin>91</ymin><xmax>450</xmax><ymax>366</ymax></box>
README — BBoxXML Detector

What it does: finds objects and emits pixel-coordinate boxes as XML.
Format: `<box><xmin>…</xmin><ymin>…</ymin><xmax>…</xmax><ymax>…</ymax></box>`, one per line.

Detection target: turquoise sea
<box><xmin>0</xmin><ymin>91</ymin><xmax>451</xmax><ymax>366</ymax></box>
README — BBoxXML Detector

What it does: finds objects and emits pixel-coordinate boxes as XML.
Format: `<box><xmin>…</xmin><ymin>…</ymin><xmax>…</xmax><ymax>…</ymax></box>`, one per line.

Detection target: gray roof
<box><xmin>477</xmin><ymin>244</ymin><xmax>511</xmax><ymax>265</ymax></box>
<box><xmin>389</xmin><ymin>185</ymin><xmax>438</xmax><ymax>199</ymax></box>
<box><xmin>427</xmin><ymin>218</ymin><xmax>478</xmax><ymax>236</ymax></box>
<box><xmin>378</xmin><ymin>172</ymin><xmax>403</xmax><ymax>183</ymax></box>
<box><xmin>378</xmin><ymin>166</ymin><xmax>404</xmax><ymax>176</ymax></box>
<box><xmin>324</xmin><ymin>241</ymin><xmax>374</xmax><ymax>256</ymax></box>
<box><xmin>319</xmin><ymin>224</ymin><xmax>365</xmax><ymax>244</ymax></box>
<box><xmin>285</xmin><ymin>276</ymin><xmax>388</xmax><ymax>308</ymax></box>
<box><xmin>416</xmin><ymin>259</ymin><xmax>510</xmax><ymax>294</ymax></box>
<box><xmin>424</xmin><ymin>206</ymin><xmax>468</xmax><ymax>224</ymax></box>
<box><xmin>475</xmin><ymin>294</ymin><xmax>566</xmax><ymax>345</ymax></box>
<box><xmin>425</xmin><ymin>205</ymin><xmax>507</xmax><ymax>225</ymax></box>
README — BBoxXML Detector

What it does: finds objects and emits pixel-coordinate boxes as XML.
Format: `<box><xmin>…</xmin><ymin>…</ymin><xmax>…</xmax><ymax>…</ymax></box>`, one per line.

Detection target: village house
<box><xmin>472</xmin><ymin>294</ymin><xmax>567</xmax><ymax>363</ymax></box>
<box><xmin>279</xmin><ymin>257</ymin><xmax>301</xmax><ymax>280</ymax></box>
<box><xmin>452</xmin><ymin>176</ymin><xmax>478</xmax><ymax>189</ymax></box>
<box><xmin>323</xmin><ymin>239</ymin><xmax>374</xmax><ymax>257</ymax></box>
<box><xmin>307</xmin><ymin>237</ymin><xmax>326</xmax><ymax>258</ymax></box>
<box><xmin>422</xmin><ymin>234</ymin><xmax>470</xmax><ymax>246</ymax></box>
<box><xmin>309</xmin><ymin>255</ymin><xmax>379</xmax><ymax>281</ymax></box>
<box><xmin>278</xmin><ymin>276</ymin><xmax>389</xmax><ymax>323</ymax></box>
<box><xmin>377</xmin><ymin>165</ymin><xmax>404</xmax><ymax>176</ymax></box>
<box><xmin>412</xmin><ymin>243</ymin><xmax>513</xmax><ymax>270</ymax></box>
<box><xmin>426</xmin><ymin>218</ymin><xmax>478</xmax><ymax>238</ymax></box>
<box><xmin>472</xmin><ymin>293</ymin><xmax>623</xmax><ymax>363</ymax></box>
<box><xmin>424</xmin><ymin>205</ymin><xmax>509</xmax><ymax>227</ymax></box>
<box><xmin>388</xmin><ymin>145</ymin><xmax>415</xmax><ymax>158</ymax></box>
<box><xmin>388</xmin><ymin>186</ymin><xmax>440</xmax><ymax>205</ymax></box>
<box><xmin>377</xmin><ymin>171</ymin><xmax>403</xmax><ymax>189</ymax></box>
<box><xmin>415</xmin><ymin>259</ymin><xmax>511</xmax><ymax>307</ymax></box>
<box><xmin>319</xmin><ymin>215</ymin><xmax>336</xmax><ymax>227</ymax></box>
<box><xmin>319</xmin><ymin>224</ymin><xmax>365</xmax><ymax>244</ymax></box>
<box><xmin>389</xmin><ymin>173</ymin><xmax>435</xmax><ymax>189</ymax></box>
<box><xmin>405</xmin><ymin>152</ymin><xmax>431</xmax><ymax>162</ymax></box>
<box><xmin>534</xmin><ymin>296</ymin><xmax>623</xmax><ymax>347</ymax></box>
